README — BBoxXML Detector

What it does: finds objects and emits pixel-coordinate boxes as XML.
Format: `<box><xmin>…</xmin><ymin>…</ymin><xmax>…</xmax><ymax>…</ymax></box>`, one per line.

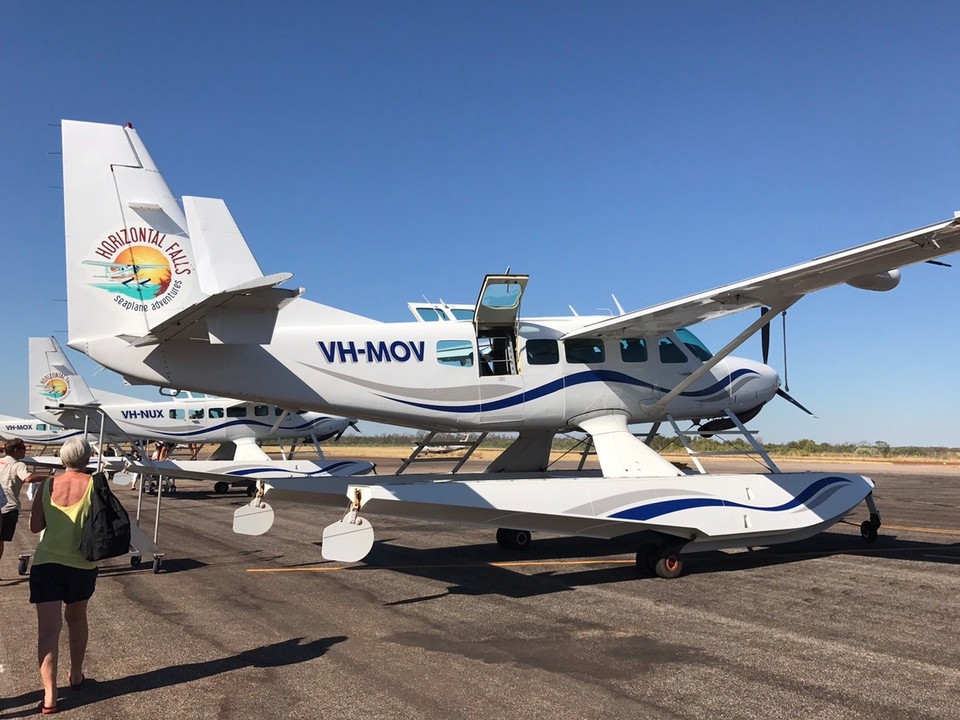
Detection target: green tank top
<box><xmin>33</xmin><ymin>475</ymin><xmax>97</xmax><ymax>570</ymax></box>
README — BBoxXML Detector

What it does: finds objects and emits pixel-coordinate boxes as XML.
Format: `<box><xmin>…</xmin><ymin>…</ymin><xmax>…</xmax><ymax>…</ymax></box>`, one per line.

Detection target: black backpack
<box><xmin>79</xmin><ymin>471</ymin><xmax>132</xmax><ymax>562</ymax></box>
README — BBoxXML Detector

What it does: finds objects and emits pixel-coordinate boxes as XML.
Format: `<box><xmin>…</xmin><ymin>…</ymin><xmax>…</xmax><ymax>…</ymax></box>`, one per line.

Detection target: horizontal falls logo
<box><xmin>83</xmin><ymin>227</ymin><xmax>192</xmax><ymax>312</ymax></box>
<box><xmin>39</xmin><ymin>372</ymin><xmax>70</xmax><ymax>401</ymax></box>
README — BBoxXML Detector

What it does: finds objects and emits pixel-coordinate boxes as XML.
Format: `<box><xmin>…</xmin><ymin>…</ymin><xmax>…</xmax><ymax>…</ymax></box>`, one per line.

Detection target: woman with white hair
<box><xmin>29</xmin><ymin>437</ymin><xmax>98</xmax><ymax>715</ymax></box>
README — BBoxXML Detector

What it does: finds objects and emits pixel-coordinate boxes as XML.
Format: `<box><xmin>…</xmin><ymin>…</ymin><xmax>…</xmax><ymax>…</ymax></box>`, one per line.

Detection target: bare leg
<box><xmin>64</xmin><ymin>599</ymin><xmax>89</xmax><ymax>685</ymax></box>
<box><xmin>36</xmin><ymin>601</ymin><xmax>63</xmax><ymax>709</ymax></box>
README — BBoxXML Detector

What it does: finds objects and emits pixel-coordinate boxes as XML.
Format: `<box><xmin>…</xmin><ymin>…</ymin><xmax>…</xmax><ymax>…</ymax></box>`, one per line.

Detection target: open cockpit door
<box><xmin>473</xmin><ymin>274</ymin><xmax>528</xmax><ymax>376</ymax></box>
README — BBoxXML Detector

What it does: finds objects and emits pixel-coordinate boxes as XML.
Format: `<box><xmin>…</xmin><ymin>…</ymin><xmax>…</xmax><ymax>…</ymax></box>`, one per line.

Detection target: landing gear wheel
<box><xmin>18</xmin><ymin>555</ymin><xmax>29</xmax><ymax>576</ymax></box>
<box><xmin>860</xmin><ymin>519</ymin><xmax>879</xmax><ymax>543</ymax></box>
<box><xmin>245</xmin><ymin>483</ymin><xmax>257</xmax><ymax>497</ymax></box>
<box><xmin>214</xmin><ymin>481</ymin><xmax>230</xmax><ymax>494</ymax></box>
<box><xmin>654</xmin><ymin>552</ymin><xmax>683</xmax><ymax>579</ymax></box>
<box><xmin>152</xmin><ymin>557</ymin><xmax>163</xmax><ymax>574</ymax></box>
<box><xmin>130</xmin><ymin>555</ymin><xmax>142</xmax><ymax>568</ymax></box>
<box><xmin>496</xmin><ymin>528</ymin><xmax>532</xmax><ymax>551</ymax></box>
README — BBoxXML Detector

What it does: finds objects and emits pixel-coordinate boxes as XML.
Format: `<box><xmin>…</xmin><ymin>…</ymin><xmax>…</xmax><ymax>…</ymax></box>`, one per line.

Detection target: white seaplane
<box><xmin>56</xmin><ymin>119</ymin><xmax>960</xmax><ymax>577</ymax></box>
<box><xmin>0</xmin><ymin>415</ymin><xmax>79</xmax><ymax>445</ymax></box>
<box><xmin>28</xmin><ymin>335</ymin><xmax>373</xmax><ymax>493</ymax></box>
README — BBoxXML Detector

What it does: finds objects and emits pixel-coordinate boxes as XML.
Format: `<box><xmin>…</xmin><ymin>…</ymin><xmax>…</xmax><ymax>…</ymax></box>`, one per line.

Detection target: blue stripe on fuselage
<box><xmin>381</xmin><ymin>368</ymin><xmax>759</xmax><ymax>414</ymax></box>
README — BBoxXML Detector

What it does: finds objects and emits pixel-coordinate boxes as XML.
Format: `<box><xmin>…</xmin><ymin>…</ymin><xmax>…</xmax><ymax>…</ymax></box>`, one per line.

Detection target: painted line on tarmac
<box><xmin>247</xmin><ymin>559</ymin><xmax>639</xmax><ymax>573</ymax></box>
<box><xmin>882</xmin><ymin>524</ymin><xmax>960</xmax><ymax>536</ymax></box>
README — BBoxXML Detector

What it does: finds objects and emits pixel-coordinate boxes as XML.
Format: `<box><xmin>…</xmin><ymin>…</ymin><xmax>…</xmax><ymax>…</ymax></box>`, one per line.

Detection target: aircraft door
<box><xmin>518</xmin><ymin>329</ymin><xmax>565</xmax><ymax>427</ymax></box>
<box><xmin>473</xmin><ymin>274</ymin><xmax>528</xmax><ymax>378</ymax></box>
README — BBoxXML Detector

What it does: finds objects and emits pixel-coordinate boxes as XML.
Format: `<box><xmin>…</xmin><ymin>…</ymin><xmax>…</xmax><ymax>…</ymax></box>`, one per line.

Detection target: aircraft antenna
<box><xmin>612</xmin><ymin>294</ymin><xmax>625</xmax><ymax>315</ymax></box>
<box><xmin>504</xmin><ymin>266</ymin><xmax>511</xmax><ymax>274</ymax></box>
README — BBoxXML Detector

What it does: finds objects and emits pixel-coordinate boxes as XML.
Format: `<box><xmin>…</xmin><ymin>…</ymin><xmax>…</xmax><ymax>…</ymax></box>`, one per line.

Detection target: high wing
<box><xmin>563</xmin><ymin>214</ymin><xmax>960</xmax><ymax>340</ymax></box>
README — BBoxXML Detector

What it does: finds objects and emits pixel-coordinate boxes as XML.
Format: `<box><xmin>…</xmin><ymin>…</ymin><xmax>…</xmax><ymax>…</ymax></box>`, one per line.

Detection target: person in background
<box><xmin>29</xmin><ymin>437</ymin><xmax>99</xmax><ymax>715</ymax></box>
<box><xmin>0</xmin><ymin>439</ymin><xmax>44</xmax><ymax>565</ymax></box>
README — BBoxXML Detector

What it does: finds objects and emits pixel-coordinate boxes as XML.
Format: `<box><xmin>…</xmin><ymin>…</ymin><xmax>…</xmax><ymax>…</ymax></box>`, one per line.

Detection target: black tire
<box><xmin>860</xmin><ymin>520</ymin><xmax>878</xmax><ymax>543</ymax></box>
<box><xmin>18</xmin><ymin>556</ymin><xmax>29</xmax><ymax>576</ymax></box>
<box><xmin>130</xmin><ymin>555</ymin><xmax>142</xmax><ymax>568</ymax></box>
<box><xmin>496</xmin><ymin>528</ymin><xmax>532</xmax><ymax>550</ymax></box>
<box><xmin>214</xmin><ymin>481</ymin><xmax>230</xmax><ymax>494</ymax></box>
<box><xmin>245</xmin><ymin>483</ymin><xmax>257</xmax><ymax>497</ymax></box>
<box><xmin>654</xmin><ymin>553</ymin><xmax>683</xmax><ymax>579</ymax></box>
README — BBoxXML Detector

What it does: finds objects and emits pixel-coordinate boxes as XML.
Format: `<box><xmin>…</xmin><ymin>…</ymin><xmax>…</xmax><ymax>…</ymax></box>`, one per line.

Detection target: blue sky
<box><xmin>2</xmin><ymin>2</ymin><xmax>959</xmax><ymax>445</ymax></box>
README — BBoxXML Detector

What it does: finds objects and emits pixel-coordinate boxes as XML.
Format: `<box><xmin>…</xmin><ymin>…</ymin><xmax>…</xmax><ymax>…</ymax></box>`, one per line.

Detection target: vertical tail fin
<box><xmin>182</xmin><ymin>196</ymin><xmax>266</xmax><ymax>294</ymax></box>
<box><xmin>62</xmin><ymin>120</ymin><xmax>208</xmax><ymax>346</ymax></box>
<box><xmin>28</xmin><ymin>337</ymin><xmax>98</xmax><ymax>418</ymax></box>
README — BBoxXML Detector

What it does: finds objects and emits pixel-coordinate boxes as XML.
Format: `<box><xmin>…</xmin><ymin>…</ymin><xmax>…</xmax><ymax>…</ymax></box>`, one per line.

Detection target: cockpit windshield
<box><xmin>676</xmin><ymin>328</ymin><xmax>713</xmax><ymax>361</ymax></box>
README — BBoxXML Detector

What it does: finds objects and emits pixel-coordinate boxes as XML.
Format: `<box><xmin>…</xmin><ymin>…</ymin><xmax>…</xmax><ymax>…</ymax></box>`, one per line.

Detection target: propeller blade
<box><xmin>335</xmin><ymin>419</ymin><xmax>361</xmax><ymax>442</ymax></box>
<box><xmin>760</xmin><ymin>307</ymin><xmax>771</xmax><ymax>364</ymax></box>
<box><xmin>777</xmin><ymin>388</ymin><xmax>817</xmax><ymax>417</ymax></box>
<box><xmin>926</xmin><ymin>259</ymin><xmax>952</xmax><ymax>267</ymax></box>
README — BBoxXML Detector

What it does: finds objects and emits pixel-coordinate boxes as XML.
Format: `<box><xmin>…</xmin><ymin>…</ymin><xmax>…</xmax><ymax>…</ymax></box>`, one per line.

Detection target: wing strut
<box><xmin>646</xmin><ymin>297</ymin><xmax>799</xmax><ymax>417</ymax></box>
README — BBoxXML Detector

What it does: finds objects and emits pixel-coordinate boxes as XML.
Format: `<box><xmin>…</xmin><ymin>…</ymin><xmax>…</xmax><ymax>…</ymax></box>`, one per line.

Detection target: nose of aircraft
<box><xmin>729</xmin><ymin>357</ymin><xmax>780</xmax><ymax>410</ymax></box>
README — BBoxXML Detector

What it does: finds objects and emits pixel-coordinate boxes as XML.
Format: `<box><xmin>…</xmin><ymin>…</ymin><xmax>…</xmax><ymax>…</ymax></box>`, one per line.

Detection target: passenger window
<box><xmin>188</xmin><ymin>409</ymin><xmax>204</xmax><ymax>420</ymax></box>
<box><xmin>417</xmin><ymin>307</ymin><xmax>444</xmax><ymax>322</ymax></box>
<box><xmin>526</xmin><ymin>339</ymin><xmax>559</xmax><ymax>365</ymax></box>
<box><xmin>658</xmin><ymin>338</ymin><xmax>688</xmax><ymax>364</ymax></box>
<box><xmin>564</xmin><ymin>339</ymin><xmax>605</xmax><ymax>364</ymax></box>
<box><xmin>209</xmin><ymin>408</ymin><xmax>225</xmax><ymax>419</ymax></box>
<box><xmin>274</xmin><ymin>407</ymin><xmax>283</xmax><ymax>416</ymax></box>
<box><xmin>437</xmin><ymin>340</ymin><xmax>474</xmax><ymax>367</ymax></box>
<box><xmin>227</xmin><ymin>406</ymin><xmax>247</xmax><ymax>418</ymax></box>
<box><xmin>254</xmin><ymin>405</ymin><xmax>269</xmax><ymax>417</ymax></box>
<box><xmin>37</xmin><ymin>424</ymin><xmax>47</xmax><ymax>431</ymax></box>
<box><xmin>168</xmin><ymin>409</ymin><xmax>185</xmax><ymax>420</ymax></box>
<box><xmin>620</xmin><ymin>338</ymin><xmax>647</xmax><ymax>363</ymax></box>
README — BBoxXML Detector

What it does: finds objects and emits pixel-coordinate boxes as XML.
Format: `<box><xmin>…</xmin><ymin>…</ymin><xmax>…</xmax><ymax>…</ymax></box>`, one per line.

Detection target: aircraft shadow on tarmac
<box><xmin>357</xmin><ymin>525</ymin><xmax>959</xmax><ymax>602</ymax></box>
<box><xmin>0</xmin><ymin>635</ymin><xmax>347</xmax><ymax>718</ymax></box>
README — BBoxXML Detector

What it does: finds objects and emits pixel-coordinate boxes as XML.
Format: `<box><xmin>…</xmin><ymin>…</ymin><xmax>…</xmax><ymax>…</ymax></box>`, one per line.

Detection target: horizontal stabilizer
<box><xmin>133</xmin><ymin>273</ymin><xmax>302</xmax><ymax>346</ymax></box>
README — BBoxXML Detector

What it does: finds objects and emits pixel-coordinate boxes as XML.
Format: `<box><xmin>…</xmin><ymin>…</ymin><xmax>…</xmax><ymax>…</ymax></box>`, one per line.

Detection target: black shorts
<box><xmin>29</xmin><ymin>563</ymin><xmax>98</xmax><ymax>605</ymax></box>
<box><xmin>0</xmin><ymin>509</ymin><xmax>18</xmax><ymax>541</ymax></box>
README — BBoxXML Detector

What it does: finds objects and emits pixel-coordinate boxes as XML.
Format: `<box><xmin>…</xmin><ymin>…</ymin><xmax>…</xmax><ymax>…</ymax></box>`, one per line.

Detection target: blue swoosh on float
<box><xmin>224</xmin><ymin>461</ymin><xmax>360</xmax><ymax>477</ymax></box>
<box><xmin>608</xmin><ymin>476</ymin><xmax>852</xmax><ymax>521</ymax></box>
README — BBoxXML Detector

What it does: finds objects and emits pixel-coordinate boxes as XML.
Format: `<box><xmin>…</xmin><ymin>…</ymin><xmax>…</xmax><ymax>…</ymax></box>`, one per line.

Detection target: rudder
<box><xmin>62</xmin><ymin>120</ymin><xmax>207</xmax><ymax>346</ymax></box>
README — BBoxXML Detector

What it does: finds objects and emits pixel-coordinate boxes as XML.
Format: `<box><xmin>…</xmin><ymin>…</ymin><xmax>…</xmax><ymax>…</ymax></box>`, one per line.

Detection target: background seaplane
<box><xmin>29</xmin><ymin>335</ymin><xmax>372</xmax><ymax>493</ymax></box>
<box><xmin>0</xmin><ymin>414</ymin><xmax>80</xmax><ymax>445</ymax></box>
<box><xmin>56</xmin><ymin>119</ymin><xmax>960</xmax><ymax>577</ymax></box>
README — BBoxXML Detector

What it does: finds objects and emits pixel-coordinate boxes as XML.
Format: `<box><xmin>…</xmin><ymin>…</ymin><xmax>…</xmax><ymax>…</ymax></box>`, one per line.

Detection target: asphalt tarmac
<box><xmin>1</xmin><ymin>456</ymin><xmax>958</xmax><ymax>719</ymax></box>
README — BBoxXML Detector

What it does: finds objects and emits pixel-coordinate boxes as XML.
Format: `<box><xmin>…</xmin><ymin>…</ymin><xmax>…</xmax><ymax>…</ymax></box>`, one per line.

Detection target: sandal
<box><xmin>39</xmin><ymin>701</ymin><xmax>57</xmax><ymax>714</ymax></box>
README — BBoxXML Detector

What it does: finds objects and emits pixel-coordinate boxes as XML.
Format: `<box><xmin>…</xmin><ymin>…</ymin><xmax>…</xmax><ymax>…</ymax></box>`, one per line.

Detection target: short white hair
<box><xmin>60</xmin><ymin>437</ymin><xmax>92</xmax><ymax>470</ymax></box>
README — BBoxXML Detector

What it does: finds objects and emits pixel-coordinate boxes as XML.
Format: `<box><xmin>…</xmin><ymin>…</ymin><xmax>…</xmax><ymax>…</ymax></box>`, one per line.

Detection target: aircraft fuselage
<box><xmin>76</xmin><ymin>307</ymin><xmax>779</xmax><ymax>432</ymax></box>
